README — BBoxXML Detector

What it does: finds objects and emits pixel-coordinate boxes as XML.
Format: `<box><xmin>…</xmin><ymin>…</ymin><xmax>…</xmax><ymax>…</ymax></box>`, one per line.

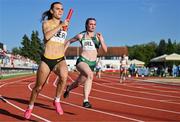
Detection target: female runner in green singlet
<box><xmin>63</xmin><ymin>18</ymin><xmax>107</xmax><ymax>108</ymax></box>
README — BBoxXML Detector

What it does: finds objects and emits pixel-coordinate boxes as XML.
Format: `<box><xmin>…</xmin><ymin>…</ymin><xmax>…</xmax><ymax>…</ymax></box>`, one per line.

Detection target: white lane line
<box><xmin>97</xmin><ymin>82</ymin><xmax>180</xmax><ymax>105</ymax></box>
<box><xmin>0</xmin><ymin>95</ymin><xmax>51</xmax><ymax>122</ymax></box>
<box><xmin>0</xmin><ymin>77</ymin><xmax>51</xmax><ymax>122</ymax></box>
<box><xmin>104</xmin><ymin>79</ymin><xmax>180</xmax><ymax>94</ymax></box>
<box><xmin>92</xmin><ymin>78</ymin><xmax>180</xmax><ymax>99</ymax></box>
<box><xmin>103</xmin><ymin>75</ymin><xmax>180</xmax><ymax>90</ymax></box>
<box><xmin>102</xmin><ymin>75</ymin><xmax>180</xmax><ymax>93</ymax></box>
<box><xmin>28</xmin><ymin>82</ymin><xmax>144</xmax><ymax>122</ymax></box>
<box><xmin>146</xmin><ymin>85</ymin><xmax>180</xmax><ymax>91</ymax></box>
<box><xmin>86</xmin><ymin>74</ymin><xmax>180</xmax><ymax>96</ymax></box>
<box><xmin>69</xmin><ymin>75</ymin><xmax>180</xmax><ymax>105</ymax></box>
<box><xmin>67</xmin><ymin>76</ymin><xmax>180</xmax><ymax>115</ymax></box>
<box><xmin>0</xmin><ymin>77</ymin><xmax>34</xmax><ymax>88</ymax></box>
<box><xmin>92</xmin><ymin>86</ymin><xmax>180</xmax><ymax>105</ymax></box>
<box><xmin>94</xmin><ymin>81</ymin><xmax>180</xmax><ymax>105</ymax></box>
<box><xmin>68</xmin><ymin>75</ymin><xmax>75</xmax><ymax>82</ymax></box>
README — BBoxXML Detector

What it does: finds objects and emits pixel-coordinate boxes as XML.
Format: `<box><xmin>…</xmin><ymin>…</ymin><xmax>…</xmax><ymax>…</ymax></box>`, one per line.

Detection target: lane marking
<box><xmin>28</xmin><ymin>82</ymin><xmax>144</xmax><ymax>122</ymax></box>
<box><xmin>102</xmin><ymin>75</ymin><xmax>180</xmax><ymax>93</ymax></box>
<box><xmin>0</xmin><ymin>77</ymin><xmax>34</xmax><ymax>88</ymax></box>
<box><xmin>103</xmin><ymin>75</ymin><xmax>180</xmax><ymax>89</ymax></box>
<box><xmin>92</xmin><ymin>85</ymin><xmax>180</xmax><ymax>105</ymax></box>
<box><xmin>2</xmin><ymin>74</ymin><xmax>180</xmax><ymax>122</ymax></box>
<box><xmin>92</xmin><ymin>77</ymin><xmax>180</xmax><ymax>99</ymax></box>
<box><xmin>0</xmin><ymin>95</ymin><xmax>51</xmax><ymax>122</ymax></box>
<box><xmin>67</xmin><ymin>76</ymin><xmax>180</xmax><ymax>114</ymax></box>
<box><xmin>0</xmin><ymin>77</ymin><xmax>51</xmax><ymax>122</ymax></box>
<box><xmin>94</xmin><ymin>82</ymin><xmax>180</xmax><ymax>105</ymax></box>
<box><xmin>69</xmin><ymin>76</ymin><xmax>180</xmax><ymax>105</ymax></box>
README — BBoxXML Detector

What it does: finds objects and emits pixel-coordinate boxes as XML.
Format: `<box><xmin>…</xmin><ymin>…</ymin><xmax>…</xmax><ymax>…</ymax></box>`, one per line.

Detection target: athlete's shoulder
<box><xmin>42</xmin><ymin>20</ymin><xmax>50</xmax><ymax>28</ymax></box>
<box><xmin>43</xmin><ymin>20</ymin><xmax>49</xmax><ymax>25</ymax></box>
<box><xmin>79</xmin><ymin>31</ymin><xmax>86</xmax><ymax>37</ymax></box>
<box><xmin>76</xmin><ymin>31</ymin><xmax>85</xmax><ymax>41</ymax></box>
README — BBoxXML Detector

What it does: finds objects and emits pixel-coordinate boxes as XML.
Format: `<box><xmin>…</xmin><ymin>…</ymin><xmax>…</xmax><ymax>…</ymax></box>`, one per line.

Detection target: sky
<box><xmin>0</xmin><ymin>0</ymin><xmax>180</xmax><ymax>51</ymax></box>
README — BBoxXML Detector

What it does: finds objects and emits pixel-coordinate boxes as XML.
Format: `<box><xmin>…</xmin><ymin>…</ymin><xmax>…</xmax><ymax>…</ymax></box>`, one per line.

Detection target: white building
<box><xmin>65</xmin><ymin>46</ymin><xmax>128</xmax><ymax>72</ymax></box>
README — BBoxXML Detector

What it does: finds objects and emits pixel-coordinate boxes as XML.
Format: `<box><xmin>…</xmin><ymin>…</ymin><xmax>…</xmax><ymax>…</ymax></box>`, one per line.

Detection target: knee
<box><xmin>61</xmin><ymin>75</ymin><xmax>68</xmax><ymax>82</ymax></box>
<box><xmin>87</xmin><ymin>72</ymin><xmax>93</xmax><ymax>81</ymax></box>
<box><xmin>60</xmin><ymin>74</ymin><xmax>68</xmax><ymax>82</ymax></box>
<box><xmin>57</xmin><ymin>76</ymin><xmax>67</xmax><ymax>85</ymax></box>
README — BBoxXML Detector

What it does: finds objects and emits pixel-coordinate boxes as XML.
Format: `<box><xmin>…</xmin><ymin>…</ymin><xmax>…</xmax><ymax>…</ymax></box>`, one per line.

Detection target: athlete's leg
<box><xmin>123</xmin><ymin>69</ymin><xmax>127</xmax><ymax>81</ymax></box>
<box><xmin>69</xmin><ymin>73</ymin><xmax>87</xmax><ymax>90</ymax></box>
<box><xmin>120</xmin><ymin>71</ymin><xmax>123</xmax><ymax>81</ymax></box>
<box><xmin>53</xmin><ymin>60</ymin><xmax>68</xmax><ymax>115</ymax></box>
<box><xmin>76</xmin><ymin>62</ymin><xmax>94</xmax><ymax>107</ymax></box>
<box><xmin>119</xmin><ymin>68</ymin><xmax>123</xmax><ymax>83</ymax></box>
<box><xmin>24</xmin><ymin>61</ymin><xmax>50</xmax><ymax>119</ymax></box>
<box><xmin>63</xmin><ymin>74</ymin><xmax>87</xmax><ymax>98</ymax></box>
<box><xmin>98</xmin><ymin>69</ymin><xmax>101</xmax><ymax>78</ymax></box>
<box><xmin>29</xmin><ymin>61</ymin><xmax>50</xmax><ymax>105</ymax></box>
<box><xmin>54</xmin><ymin>60</ymin><xmax>68</xmax><ymax>99</ymax></box>
<box><xmin>96</xmin><ymin>69</ymin><xmax>100</xmax><ymax>78</ymax></box>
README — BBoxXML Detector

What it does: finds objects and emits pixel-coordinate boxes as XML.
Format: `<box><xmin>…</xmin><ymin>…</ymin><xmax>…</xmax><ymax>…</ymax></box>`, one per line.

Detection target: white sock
<box><xmin>55</xmin><ymin>97</ymin><xmax>60</xmax><ymax>102</ymax></box>
<box><xmin>28</xmin><ymin>104</ymin><xmax>34</xmax><ymax>109</ymax></box>
<box><xmin>83</xmin><ymin>99</ymin><xmax>88</xmax><ymax>103</ymax></box>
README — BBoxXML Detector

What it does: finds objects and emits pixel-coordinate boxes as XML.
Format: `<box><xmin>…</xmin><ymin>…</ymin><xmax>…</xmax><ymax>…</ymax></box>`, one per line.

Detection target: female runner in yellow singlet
<box><xmin>24</xmin><ymin>2</ymin><xmax>69</xmax><ymax>119</ymax></box>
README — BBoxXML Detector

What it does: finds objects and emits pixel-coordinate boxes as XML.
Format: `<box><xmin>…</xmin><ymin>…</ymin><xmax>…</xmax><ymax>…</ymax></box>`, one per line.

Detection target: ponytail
<box><xmin>41</xmin><ymin>10</ymin><xmax>52</xmax><ymax>22</ymax></box>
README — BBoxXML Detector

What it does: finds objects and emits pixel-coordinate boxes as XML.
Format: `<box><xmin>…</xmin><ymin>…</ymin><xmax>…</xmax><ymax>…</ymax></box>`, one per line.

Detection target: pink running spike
<box><xmin>24</xmin><ymin>108</ymin><xmax>33</xmax><ymax>119</ymax></box>
<box><xmin>53</xmin><ymin>101</ymin><xmax>64</xmax><ymax>115</ymax></box>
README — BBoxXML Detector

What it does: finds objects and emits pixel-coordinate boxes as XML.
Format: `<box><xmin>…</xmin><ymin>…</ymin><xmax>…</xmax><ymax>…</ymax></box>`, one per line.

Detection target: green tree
<box><xmin>166</xmin><ymin>38</ymin><xmax>175</xmax><ymax>54</ymax></box>
<box><xmin>175</xmin><ymin>42</ymin><xmax>180</xmax><ymax>54</ymax></box>
<box><xmin>20</xmin><ymin>34</ymin><xmax>31</xmax><ymax>58</ymax></box>
<box><xmin>156</xmin><ymin>39</ymin><xmax>167</xmax><ymax>56</ymax></box>
<box><xmin>128</xmin><ymin>45</ymin><xmax>146</xmax><ymax>63</ymax></box>
<box><xmin>128</xmin><ymin>42</ymin><xmax>157</xmax><ymax>66</ymax></box>
<box><xmin>14</xmin><ymin>31</ymin><xmax>43</xmax><ymax>63</ymax></box>
<box><xmin>143</xmin><ymin>42</ymin><xmax>157</xmax><ymax>64</ymax></box>
<box><xmin>30</xmin><ymin>31</ymin><xmax>43</xmax><ymax>63</ymax></box>
<box><xmin>12</xmin><ymin>47</ymin><xmax>21</xmax><ymax>55</ymax></box>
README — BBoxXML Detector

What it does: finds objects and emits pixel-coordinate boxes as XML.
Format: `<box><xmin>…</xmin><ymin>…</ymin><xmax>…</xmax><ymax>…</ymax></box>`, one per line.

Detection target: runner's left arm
<box><xmin>97</xmin><ymin>33</ymin><xmax>107</xmax><ymax>53</ymax></box>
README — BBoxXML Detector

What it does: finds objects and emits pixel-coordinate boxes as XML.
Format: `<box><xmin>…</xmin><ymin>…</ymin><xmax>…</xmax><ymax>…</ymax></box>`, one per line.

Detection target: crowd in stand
<box><xmin>0</xmin><ymin>49</ymin><xmax>38</xmax><ymax>73</ymax></box>
<box><xmin>128</xmin><ymin>63</ymin><xmax>180</xmax><ymax>78</ymax></box>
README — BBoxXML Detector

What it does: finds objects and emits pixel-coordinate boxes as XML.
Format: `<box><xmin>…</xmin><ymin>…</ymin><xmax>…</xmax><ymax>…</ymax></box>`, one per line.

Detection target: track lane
<box><xmin>1</xmin><ymin>73</ymin><xmax>180</xmax><ymax>121</ymax></box>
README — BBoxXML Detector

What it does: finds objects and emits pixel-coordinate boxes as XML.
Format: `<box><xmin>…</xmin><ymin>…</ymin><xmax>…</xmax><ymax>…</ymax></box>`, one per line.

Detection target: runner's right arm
<box><xmin>64</xmin><ymin>34</ymin><xmax>82</xmax><ymax>52</ymax></box>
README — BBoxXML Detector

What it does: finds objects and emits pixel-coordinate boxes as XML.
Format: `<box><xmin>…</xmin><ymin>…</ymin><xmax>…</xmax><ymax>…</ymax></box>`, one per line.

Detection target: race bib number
<box><xmin>50</xmin><ymin>30</ymin><xmax>67</xmax><ymax>43</ymax></box>
<box><xmin>82</xmin><ymin>40</ymin><xmax>96</xmax><ymax>50</ymax></box>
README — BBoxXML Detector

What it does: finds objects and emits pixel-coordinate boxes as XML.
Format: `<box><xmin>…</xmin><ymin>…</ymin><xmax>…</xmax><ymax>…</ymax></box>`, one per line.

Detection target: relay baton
<box><xmin>66</xmin><ymin>8</ymin><xmax>73</xmax><ymax>21</ymax></box>
<box><xmin>63</xmin><ymin>8</ymin><xmax>73</xmax><ymax>31</ymax></box>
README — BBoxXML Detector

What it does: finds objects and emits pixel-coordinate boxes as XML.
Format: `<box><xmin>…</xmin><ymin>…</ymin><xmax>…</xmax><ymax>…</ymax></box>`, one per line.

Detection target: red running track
<box><xmin>0</xmin><ymin>72</ymin><xmax>180</xmax><ymax>121</ymax></box>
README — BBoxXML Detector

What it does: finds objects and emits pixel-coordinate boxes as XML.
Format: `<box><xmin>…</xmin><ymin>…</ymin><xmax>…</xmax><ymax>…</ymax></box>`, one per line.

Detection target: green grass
<box><xmin>0</xmin><ymin>73</ymin><xmax>35</xmax><ymax>80</ymax></box>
